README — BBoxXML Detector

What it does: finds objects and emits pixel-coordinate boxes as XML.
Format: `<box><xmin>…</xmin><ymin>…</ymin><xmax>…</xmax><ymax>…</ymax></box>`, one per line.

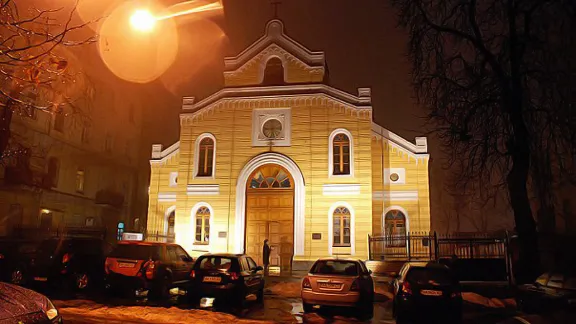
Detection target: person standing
<box><xmin>263</xmin><ymin>239</ymin><xmax>271</xmax><ymax>275</ymax></box>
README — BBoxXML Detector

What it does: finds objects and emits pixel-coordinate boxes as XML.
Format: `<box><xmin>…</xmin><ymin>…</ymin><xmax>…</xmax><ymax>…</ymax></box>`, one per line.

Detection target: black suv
<box><xmin>14</xmin><ymin>238</ymin><xmax>112</xmax><ymax>291</ymax></box>
<box><xmin>392</xmin><ymin>262</ymin><xmax>463</xmax><ymax>323</ymax></box>
<box><xmin>188</xmin><ymin>253</ymin><xmax>265</xmax><ymax>308</ymax></box>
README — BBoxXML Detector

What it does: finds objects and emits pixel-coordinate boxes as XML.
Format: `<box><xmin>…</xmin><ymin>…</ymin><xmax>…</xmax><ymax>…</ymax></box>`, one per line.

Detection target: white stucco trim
<box><xmin>322</xmin><ymin>184</ymin><xmax>361</xmax><ymax>196</ymax></box>
<box><xmin>164</xmin><ymin>205</ymin><xmax>176</xmax><ymax>235</ymax></box>
<box><xmin>372</xmin><ymin>191</ymin><xmax>419</xmax><ymax>201</ymax></box>
<box><xmin>328</xmin><ymin>128</ymin><xmax>355</xmax><ymax>178</ymax></box>
<box><xmin>234</xmin><ymin>152</ymin><xmax>305</xmax><ymax>255</ymax></box>
<box><xmin>328</xmin><ymin>202</ymin><xmax>356</xmax><ymax>256</ymax></box>
<box><xmin>193</xmin><ymin>133</ymin><xmax>216</xmax><ymax>179</ymax></box>
<box><xmin>158</xmin><ymin>193</ymin><xmax>177</xmax><ymax>202</ymax></box>
<box><xmin>383</xmin><ymin>206</ymin><xmax>410</xmax><ymax>235</ymax></box>
<box><xmin>150</xmin><ymin>142</ymin><xmax>180</xmax><ymax>164</ymax></box>
<box><xmin>187</xmin><ymin>184</ymin><xmax>220</xmax><ymax>196</ymax></box>
<box><xmin>190</xmin><ymin>202</ymin><xmax>215</xmax><ymax>251</ymax></box>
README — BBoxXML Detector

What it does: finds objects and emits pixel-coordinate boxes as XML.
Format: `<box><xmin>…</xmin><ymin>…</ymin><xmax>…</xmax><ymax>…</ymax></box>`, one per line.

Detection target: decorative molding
<box><xmin>186</xmin><ymin>184</ymin><xmax>220</xmax><ymax>196</ymax></box>
<box><xmin>169</xmin><ymin>172</ymin><xmax>178</xmax><ymax>187</ymax></box>
<box><xmin>234</xmin><ymin>152</ymin><xmax>305</xmax><ymax>256</ymax></box>
<box><xmin>372</xmin><ymin>191</ymin><xmax>419</xmax><ymax>201</ymax></box>
<box><xmin>150</xmin><ymin>142</ymin><xmax>180</xmax><ymax>164</ymax></box>
<box><xmin>328</xmin><ymin>202</ymin><xmax>356</xmax><ymax>256</ymax></box>
<box><xmin>224</xmin><ymin>20</ymin><xmax>325</xmax><ymax>70</ymax></box>
<box><xmin>180</xmin><ymin>86</ymin><xmax>372</xmax><ymax>126</ymax></box>
<box><xmin>328</xmin><ymin>128</ymin><xmax>355</xmax><ymax>178</ymax></box>
<box><xmin>384</xmin><ymin>168</ymin><xmax>406</xmax><ymax>185</ymax></box>
<box><xmin>193</xmin><ymin>133</ymin><xmax>217</xmax><ymax>179</ymax></box>
<box><xmin>322</xmin><ymin>184</ymin><xmax>361</xmax><ymax>196</ymax></box>
<box><xmin>252</xmin><ymin>108</ymin><xmax>291</xmax><ymax>147</ymax></box>
<box><xmin>371</xmin><ymin>123</ymin><xmax>430</xmax><ymax>164</ymax></box>
<box><xmin>158</xmin><ymin>193</ymin><xmax>177</xmax><ymax>202</ymax></box>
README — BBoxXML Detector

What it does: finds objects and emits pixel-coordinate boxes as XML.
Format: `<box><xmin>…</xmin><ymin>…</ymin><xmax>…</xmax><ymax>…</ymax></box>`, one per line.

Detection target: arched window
<box><xmin>333</xmin><ymin>207</ymin><xmax>351</xmax><ymax>247</ymax></box>
<box><xmin>167</xmin><ymin>211</ymin><xmax>175</xmax><ymax>236</ymax></box>
<box><xmin>385</xmin><ymin>210</ymin><xmax>407</xmax><ymax>247</ymax></box>
<box><xmin>197</xmin><ymin>137</ymin><xmax>215</xmax><ymax>177</ymax></box>
<box><xmin>248</xmin><ymin>165</ymin><xmax>292</xmax><ymax>189</ymax></box>
<box><xmin>195</xmin><ymin>206</ymin><xmax>210</xmax><ymax>244</ymax></box>
<box><xmin>332</xmin><ymin>133</ymin><xmax>351</xmax><ymax>175</ymax></box>
<box><xmin>262</xmin><ymin>57</ymin><xmax>284</xmax><ymax>85</ymax></box>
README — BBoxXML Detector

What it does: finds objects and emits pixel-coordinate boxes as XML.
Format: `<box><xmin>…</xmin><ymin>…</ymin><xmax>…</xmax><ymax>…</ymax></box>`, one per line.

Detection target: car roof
<box><xmin>315</xmin><ymin>257</ymin><xmax>364</xmax><ymax>262</ymax></box>
<box><xmin>116</xmin><ymin>241</ymin><xmax>178</xmax><ymax>247</ymax></box>
<box><xmin>198</xmin><ymin>253</ymin><xmax>245</xmax><ymax>258</ymax></box>
<box><xmin>405</xmin><ymin>262</ymin><xmax>449</xmax><ymax>269</ymax></box>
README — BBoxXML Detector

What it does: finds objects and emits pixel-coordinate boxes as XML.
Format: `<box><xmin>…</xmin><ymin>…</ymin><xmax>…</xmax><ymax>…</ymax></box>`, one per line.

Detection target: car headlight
<box><xmin>45</xmin><ymin>299</ymin><xmax>58</xmax><ymax>321</ymax></box>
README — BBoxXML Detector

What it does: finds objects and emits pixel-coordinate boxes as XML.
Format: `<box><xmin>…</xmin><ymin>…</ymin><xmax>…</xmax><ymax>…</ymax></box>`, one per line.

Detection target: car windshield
<box><xmin>198</xmin><ymin>256</ymin><xmax>234</xmax><ymax>271</ymax></box>
<box><xmin>310</xmin><ymin>260</ymin><xmax>359</xmax><ymax>276</ymax></box>
<box><xmin>406</xmin><ymin>267</ymin><xmax>455</xmax><ymax>285</ymax></box>
<box><xmin>109</xmin><ymin>245</ymin><xmax>161</xmax><ymax>260</ymax></box>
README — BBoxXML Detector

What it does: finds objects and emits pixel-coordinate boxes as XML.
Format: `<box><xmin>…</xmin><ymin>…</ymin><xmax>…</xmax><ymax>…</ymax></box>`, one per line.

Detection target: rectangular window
<box><xmin>54</xmin><ymin>111</ymin><xmax>64</xmax><ymax>132</ymax></box>
<box><xmin>76</xmin><ymin>168</ymin><xmax>85</xmax><ymax>193</ymax></box>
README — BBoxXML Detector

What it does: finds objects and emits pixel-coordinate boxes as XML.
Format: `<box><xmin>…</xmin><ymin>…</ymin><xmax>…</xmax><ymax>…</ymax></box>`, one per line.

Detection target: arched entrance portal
<box><xmin>245</xmin><ymin>164</ymin><xmax>294</xmax><ymax>272</ymax></box>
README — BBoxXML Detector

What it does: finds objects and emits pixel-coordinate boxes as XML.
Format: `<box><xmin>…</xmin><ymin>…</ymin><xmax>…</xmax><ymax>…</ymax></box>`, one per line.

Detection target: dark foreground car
<box><xmin>105</xmin><ymin>241</ymin><xmax>194</xmax><ymax>298</ymax></box>
<box><xmin>0</xmin><ymin>239</ymin><xmax>37</xmax><ymax>284</ymax></box>
<box><xmin>188</xmin><ymin>253</ymin><xmax>265</xmax><ymax>308</ymax></box>
<box><xmin>301</xmin><ymin>258</ymin><xmax>374</xmax><ymax>318</ymax></box>
<box><xmin>18</xmin><ymin>238</ymin><xmax>112</xmax><ymax>291</ymax></box>
<box><xmin>0</xmin><ymin>282</ymin><xmax>62</xmax><ymax>323</ymax></box>
<box><xmin>392</xmin><ymin>262</ymin><xmax>463</xmax><ymax>323</ymax></box>
<box><xmin>517</xmin><ymin>272</ymin><xmax>576</xmax><ymax>313</ymax></box>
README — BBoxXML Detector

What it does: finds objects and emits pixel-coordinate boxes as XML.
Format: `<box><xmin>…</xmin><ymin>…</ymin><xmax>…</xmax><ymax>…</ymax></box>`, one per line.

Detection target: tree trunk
<box><xmin>507</xmin><ymin>142</ymin><xmax>540</xmax><ymax>283</ymax></box>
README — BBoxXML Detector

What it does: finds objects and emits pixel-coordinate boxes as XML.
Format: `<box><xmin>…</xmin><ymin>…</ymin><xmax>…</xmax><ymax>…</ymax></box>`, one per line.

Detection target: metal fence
<box><xmin>145</xmin><ymin>231</ymin><xmax>175</xmax><ymax>243</ymax></box>
<box><xmin>368</xmin><ymin>231</ymin><xmax>510</xmax><ymax>261</ymax></box>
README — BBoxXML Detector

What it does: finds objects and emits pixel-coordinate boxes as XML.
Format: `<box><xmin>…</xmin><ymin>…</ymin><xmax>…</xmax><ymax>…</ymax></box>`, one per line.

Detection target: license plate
<box><xmin>200</xmin><ymin>297</ymin><xmax>215</xmax><ymax>308</ymax></box>
<box><xmin>421</xmin><ymin>289</ymin><xmax>442</xmax><ymax>296</ymax></box>
<box><xmin>203</xmin><ymin>276</ymin><xmax>221</xmax><ymax>283</ymax></box>
<box><xmin>118</xmin><ymin>262</ymin><xmax>135</xmax><ymax>268</ymax></box>
<box><xmin>318</xmin><ymin>282</ymin><xmax>341</xmax><ymax>289</ymax></box>
<box><xmin>34</xmin><ymin>277</ymin><xmax>48</xmax><ymax>282</ymax></box>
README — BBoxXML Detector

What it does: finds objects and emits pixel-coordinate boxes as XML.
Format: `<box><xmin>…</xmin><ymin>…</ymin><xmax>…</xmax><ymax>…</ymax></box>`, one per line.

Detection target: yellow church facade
<box><xmin>146</xmin><ymin>20</ymin><xmax>430</xmax><ymax>270</ymax></box>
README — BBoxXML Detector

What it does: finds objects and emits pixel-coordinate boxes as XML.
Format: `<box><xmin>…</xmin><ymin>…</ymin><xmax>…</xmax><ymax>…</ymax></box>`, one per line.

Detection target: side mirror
<box><xmin>254</xmin><ymin>266</ymin><xmax>264</xmax><ymax>272</ymax></box>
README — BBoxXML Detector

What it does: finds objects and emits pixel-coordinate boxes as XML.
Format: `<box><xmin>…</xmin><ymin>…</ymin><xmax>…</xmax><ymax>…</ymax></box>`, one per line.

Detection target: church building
<box><xmin>146</xmin><ymin>19</ymin><xmax>431</xmax><ymax>271</ymax></box>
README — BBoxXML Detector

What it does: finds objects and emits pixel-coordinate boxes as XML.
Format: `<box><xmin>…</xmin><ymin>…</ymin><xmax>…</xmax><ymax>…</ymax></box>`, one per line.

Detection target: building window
<box><xmin>262</xmin><ymin>57</ymin><xmax>284</xmax><ymax>85</ymax></box>
<box><xmin>167</xmin><ymin>211</ymin><xmax>175</xmax><ymax>236</ymax></box>
<box><xmin>169</xmin><ymin>172</ymin><xmax>178</xmax><ymax>187</ymax></box>
<box><xmin>249</xmin><ymin>165</ymin><xmax>292</xmax><ymax>189</ymax></box>
<box><xmin>134</xmin><ymin>218</ymin><xmax>140</xmax><ymax>231</ymax></box>
<box><xmin>262</xmin><ymin>118</ymin><xmax>283</xmax><ymax>140</ymax></box>
<box><xmin>196</xmin><ymin>136</ymin><xmax>215</xmax><ymax>177</ymax></box>
<box><xmin>47</xmin><ymin>157</ymin><xmax>60</xmax><ymax>187</ymax></box>
<box><xmin>195</xmin><ymin>206</ymin><xmax>210</xmax><ymax>244</ymax></box>
<box><xmin>40</xmin><ymin>210</ymin><xmax>53</xmax><ymax>229</ymax></box>
<box><xmin>76</xmin><ymin>168</ymin><xmax>85</xmax><ymax>193</ymax></box>
<box><xmin>333</xmin><ymin>207</ymin><xmax>351</xmax><ymax>247</ymax></box>
<box><xmin>53</xmin><ymin>109</ymin><xmax>64</xmax><ymax>132</ymax></box>
<box><xmin>85</xmin><ymin>217</ymin><xmax>95</xmax><ymax>227</ymax></box>
<box><xmin>332</xmin><ymin>133</ymin><xmax>351</xmax><ymax>175</ymax></box>
<box><xmin>384</xmin><ymin>210</ymin><xmax>407</xmax><ymax>247</ymax></box>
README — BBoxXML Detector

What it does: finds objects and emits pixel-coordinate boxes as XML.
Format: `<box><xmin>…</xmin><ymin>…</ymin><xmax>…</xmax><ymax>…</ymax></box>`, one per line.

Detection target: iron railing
<box><xmin>145</xmin><ymin>231</ymin><xmax>175</xmax><ymax>243</ymax></box>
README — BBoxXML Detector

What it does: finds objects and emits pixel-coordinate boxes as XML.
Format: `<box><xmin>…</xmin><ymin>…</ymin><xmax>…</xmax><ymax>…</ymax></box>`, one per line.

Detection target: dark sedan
<box><xmin>188</xmin><ymin>253</ymin><xmax>265</xmax><ymax>308</ymax></box>
<box><xmin>0</xmin><ymin>282</ymin><xmax>62</xmax><ymax>323</ymax></box>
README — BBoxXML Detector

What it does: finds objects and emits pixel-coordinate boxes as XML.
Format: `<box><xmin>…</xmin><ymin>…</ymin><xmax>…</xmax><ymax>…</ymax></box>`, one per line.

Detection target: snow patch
<box><xmin>462</xmin><ymin>292</ymin><xmax>516</xmax><ymax>309</ymax></box>
<box><xmin>268</xmin><ymin>281</ymin><xmax>302</xmax><ymax>298</ymax></box>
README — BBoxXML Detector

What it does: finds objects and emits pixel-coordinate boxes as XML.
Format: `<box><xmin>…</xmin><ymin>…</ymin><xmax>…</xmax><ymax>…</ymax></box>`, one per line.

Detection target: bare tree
<box><xmin>391</xmin><ymin>0</ymin><xmax>576</xmax><ymax>281</ymax></box>
<box><xmin>0</xmin><ymin>0</ymin><xmax>95</xmax><ymax>163</ymax></box>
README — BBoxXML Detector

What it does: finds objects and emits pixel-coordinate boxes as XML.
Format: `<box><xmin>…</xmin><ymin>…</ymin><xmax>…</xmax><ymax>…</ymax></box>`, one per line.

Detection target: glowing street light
<box><xmin>130</xmin><ymin>9</ymin><xmax>156</xmax><ymax>32</ymax></box>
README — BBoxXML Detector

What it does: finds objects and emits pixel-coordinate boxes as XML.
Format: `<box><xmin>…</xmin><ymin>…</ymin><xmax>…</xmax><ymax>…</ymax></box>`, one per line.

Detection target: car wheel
<box><xmin>302</xmin><ymin>302</ymin><xmax>314</xmax><ymax>313</ymax></box>
<box><xmin>10</xmin><ymin>268</ymin><xmax>25</xmax><ymax>285</ymax></box>
<box><xmin>256</xmin><ymin>287</ymin><xmax>264</xmax><ymax>303</ymax></box>
<box><xmin>75</xmin><ymin>273</ymin><xmax>90</xmax><ymax>290</ymax></box>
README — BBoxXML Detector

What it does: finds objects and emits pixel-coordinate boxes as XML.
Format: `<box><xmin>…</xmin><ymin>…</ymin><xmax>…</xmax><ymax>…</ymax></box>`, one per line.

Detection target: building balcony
<box><xmin>3</xmin><ymin>166</ymin><xmax>51</xmax><ymax>189</ymax></box>
<box><xmin>95</xmin><ymin>189</ymin><xmax>125</xmax><ymax>208</ymax></box>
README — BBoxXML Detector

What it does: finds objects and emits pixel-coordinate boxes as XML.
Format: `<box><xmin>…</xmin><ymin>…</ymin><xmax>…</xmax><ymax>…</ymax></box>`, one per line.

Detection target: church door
<box><xmin>245</xmin><ymin>164</ymin><xmax>294</xmax><ymax>272</ymax></box>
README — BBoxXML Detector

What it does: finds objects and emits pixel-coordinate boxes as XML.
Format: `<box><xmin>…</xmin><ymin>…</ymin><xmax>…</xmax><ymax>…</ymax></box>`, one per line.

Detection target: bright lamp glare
<box><xmin>130</xmin><ymin>9</ymin><xmax>156</xmax><ymax>32</ymax></box>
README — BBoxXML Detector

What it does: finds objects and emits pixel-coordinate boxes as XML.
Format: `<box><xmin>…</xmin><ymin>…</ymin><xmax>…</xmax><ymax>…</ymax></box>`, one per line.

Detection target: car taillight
<box><xmin>190</xmin><ymin>270</ymin><xmax>195</xmax><ymax>278</ymax></box>
<box><xmin>302</xmin><ymin>277</ymin><xmax>312</xmax><ymax>289</ymax></box>
<box><xmin>62</xmin><ymin>253</ymin><xmax>70</xmax><ymax>264</ymax></box>
<box><xmin>0</xmin><ymin>254</ymin><xmax>4</xmax><ymax>259</ymax></box>
<box><xmin>451</xmin><ymin>291</ymin><xmax>461</xmax><ymax>298</ymax></box>
<box><xmin>145</xmin><ymin>261</ymin><xmax>156</xmax><ymax>280</ymax></box>
<box><xmin>229</xmin><ymin>272</ymin><xmax>240</xmax><ymax>281</ymax></box>
<box><xmin>401</xmin><ymin>281</ymin><xmax>412</xmax><ymax>295</ymax></box>
<box><xmin>350</xmin><ymin>279</ymin><xmax>360</xmax><ymax>291</ymax></box>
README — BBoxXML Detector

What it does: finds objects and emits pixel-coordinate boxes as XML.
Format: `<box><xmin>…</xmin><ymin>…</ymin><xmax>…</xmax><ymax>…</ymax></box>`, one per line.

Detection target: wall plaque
<box><xmin>218</xmin><ymin>231</ymin><xmax>227</xmax><ymax>238</ymax></box>
<box><xmin>312</xmin><ymin>233</ymin><xmax>322</xmax><ymax>240</ymax></box>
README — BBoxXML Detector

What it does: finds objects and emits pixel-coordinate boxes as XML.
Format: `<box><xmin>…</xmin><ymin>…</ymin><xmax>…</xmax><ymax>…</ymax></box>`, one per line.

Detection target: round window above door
<box><xmin>262</xmin><ymin>119</ymin><xmax>283</xmax><ymax>139</ymax></box>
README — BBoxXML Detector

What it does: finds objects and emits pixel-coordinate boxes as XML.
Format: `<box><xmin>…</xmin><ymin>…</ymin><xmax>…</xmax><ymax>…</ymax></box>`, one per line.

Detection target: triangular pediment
<box><xmin>223</xmin><ymin>20</ymin><xmax>326</xmax><ymax>87</ymax></box>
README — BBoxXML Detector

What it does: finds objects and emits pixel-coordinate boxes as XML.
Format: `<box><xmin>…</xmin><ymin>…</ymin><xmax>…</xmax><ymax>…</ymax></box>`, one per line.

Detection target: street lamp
<box><xmin>130</xmin><ymin>9</ymin><xmax>156</xmax><ymax>32</ymax></box>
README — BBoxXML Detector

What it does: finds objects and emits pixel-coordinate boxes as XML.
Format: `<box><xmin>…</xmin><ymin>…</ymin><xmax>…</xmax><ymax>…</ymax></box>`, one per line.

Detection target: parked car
<box><xmin>301</xmin><ymin>258</ymin><xmax>374</xmax><ymax>318</ymax></box>
<box><xmin>188</xmin><ymin>253</ymin><xmax>265</xmax><ymax>308</ymax></box>
<box><xmin>517</xmin><ymin>271</ymin><xmax>576</xmax><ymax>313</ymax></box>
<box><xmin>0</xmin><ymin>239</ymin><xmax>37</xmax><ymax>284</ymax></box>
<box><xmin>392</xmin><ymin>262</ymin><xmax>462</xmax><ymax>323</ymax></box>
<box><xmin>105</xmin><ymin>241</ymin><xmax>194</xmax><ymax>298</ymax></box>
<box><xmin>14</xmin><ymin>237</ymin><xmax>113</xmax><ymax>291</ymax></box>
<box><xmin>0</xmin><ymin>282</ymin><xmax>62</xmax><ymax>323</ymax></box>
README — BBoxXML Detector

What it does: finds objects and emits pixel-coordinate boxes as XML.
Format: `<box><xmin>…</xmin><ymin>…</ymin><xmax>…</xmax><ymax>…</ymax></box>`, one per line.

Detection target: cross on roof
<box><xmin>271</xmin><ymin>0</ymin><xmax>282</xmax><ymax>18</ymax></box>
